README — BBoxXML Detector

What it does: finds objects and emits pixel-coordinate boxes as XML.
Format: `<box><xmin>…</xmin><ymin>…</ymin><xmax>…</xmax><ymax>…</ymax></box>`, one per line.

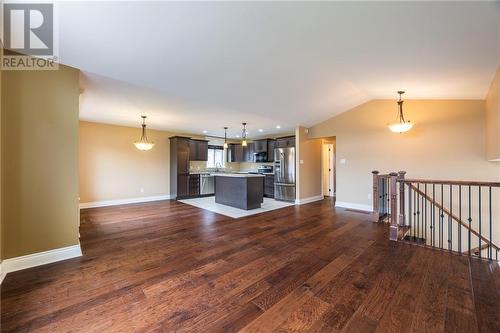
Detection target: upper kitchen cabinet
<box><xmin>276</xmin><ymin>136</ymin><xmax>295</xmax><ymax>148</ymax></box>
<box><xmin>253</xmin><ymin>139</ymin><xmax>276</xmax><ymax>162</ymax></box>
<box><xmin>267</xmin><ymin>140</ymin><xmax>276</xmax><ymax>162</ymax></box>
<box><xmin>227</xmin><ymin>143</ymin><xmax>244</xmax><ymax>162</ymax></box>
<box><xmin>189</xmin><ymin>139</ymin><xmax>208</xmax><ymax>161</ymax></box>
<box><xmin>244</xmin><ymin>142</ymin><xmax>255</xmax><ymax>162</ymax></box>
<box><xmin>254</xmin><ymin>139</ymin><xmax>267</xmax><ymax>153</ymax></box>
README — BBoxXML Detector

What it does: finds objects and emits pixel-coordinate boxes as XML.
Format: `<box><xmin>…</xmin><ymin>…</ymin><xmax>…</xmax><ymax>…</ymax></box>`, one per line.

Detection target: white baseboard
<box><xmin>80</xmin><ymin>194</ymin><xmax>171</xmax><ymax>209</ymax></box>
<box><xmin>295</xmin><ymin>195</ymin><xmax>324</xmax><ymax>205</ymax></box>
<box><xmin>335</xmin><ymin>201</ymin><xmax>373</xmax><ymax>212</ymax></box>
<box><xmin>0</xmin><ymin>262</ymin><xmax>5</xmax><ymax>284</ymax></box>
<box><xmin>1</xmin><ymin>244</ymin><xmax>82</xmax><ymax>283</ymax></box>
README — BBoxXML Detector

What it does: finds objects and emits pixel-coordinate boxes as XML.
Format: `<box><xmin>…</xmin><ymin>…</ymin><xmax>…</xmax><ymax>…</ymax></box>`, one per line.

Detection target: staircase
<box><xmin>372</xmin><ymin>171</ymin><xmax>500</xmax><ymax>261</ymax></box>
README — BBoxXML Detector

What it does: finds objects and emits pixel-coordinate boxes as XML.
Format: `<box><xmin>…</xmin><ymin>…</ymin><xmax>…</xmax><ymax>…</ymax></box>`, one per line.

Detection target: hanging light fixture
<box><xmin>134</xmin><ymin>116</ymin><xmax>155</xmax><ymax>151</ymax></box>
<box><xmin>388</xmin><ymin>91</ymin><xmax>413</xmax><ymax>133</ymax></box>
<box><xmin>223</xmin><ymin>127</ymin><xmax>229</xmax><ymax>149</ymax></box>
<box><xmin>241</xmin><ymin>122</ymin><xmax>248</xmax><ymax>147</ymax></box>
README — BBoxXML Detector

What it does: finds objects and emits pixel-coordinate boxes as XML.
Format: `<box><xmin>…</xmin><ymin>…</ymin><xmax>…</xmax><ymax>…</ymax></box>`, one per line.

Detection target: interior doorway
<box><xmin>322</xmin><ymin>138</ymin><xmax>336</xmax><ymax>197</ymax></box>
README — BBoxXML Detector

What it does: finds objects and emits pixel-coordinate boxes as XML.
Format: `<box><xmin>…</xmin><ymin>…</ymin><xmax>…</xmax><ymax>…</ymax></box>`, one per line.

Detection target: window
<box><xmin>207</xmin><ymin>146</ymin><xmax>225</xmax><ymax>169</ymax></box>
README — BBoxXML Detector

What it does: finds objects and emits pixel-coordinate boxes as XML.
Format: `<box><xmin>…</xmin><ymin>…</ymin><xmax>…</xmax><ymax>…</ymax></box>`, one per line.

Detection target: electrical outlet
<box><xmin>340</xmin><ymin>159</ymin><xmax>346</xmax><ymax>164</ymax></box>
<box><xmin>140</xmin><ymin>187</ymin><xmax>144</xmax><ymax>193</ymax></box>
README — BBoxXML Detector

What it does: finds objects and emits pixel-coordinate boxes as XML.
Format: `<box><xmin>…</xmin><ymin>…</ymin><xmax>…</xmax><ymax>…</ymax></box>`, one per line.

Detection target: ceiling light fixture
<box><xmin>259</xmin><ymin>129</ymin><xmax>263</xmax><ymax>133</ymax></box>
<box><xmin>134</xmin><ymin>116</ymin><xmax>155</xmax><ymax>151</ymax></box>
<box><xmin>388</xmin><ymin>91</ymin><xmax>413</xmax><ymax>133</ymax></box>
<box><xmin>241</xmin><ymin>122</ymin><xmax>248</xmax><ymax>147</ymax></box>
<box><xmin>276</xmin><ymin>125</ymin><xmax>281</xmax><ymax>129</ymax></box>
<box><xmin>223</xmin><ymin>127</ymin><xmax>229</xmax><ymax>149</ymax></box>
<box><xmin>203</xmin><ymin>130</ymin><xmax>208</xmax><ymax>134</ymax></box>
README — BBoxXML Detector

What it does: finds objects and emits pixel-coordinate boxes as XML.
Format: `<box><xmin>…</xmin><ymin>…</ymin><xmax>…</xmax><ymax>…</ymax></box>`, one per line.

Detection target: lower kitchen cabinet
<box><xmin>264</xmin><ymin>174</ymin><xmax>274</xmax><ymax>198</ymax></box>
<box><xmin>189</xmin><ymin>174</ymin><xmax>200</xmax><ymax>196</ymax></box>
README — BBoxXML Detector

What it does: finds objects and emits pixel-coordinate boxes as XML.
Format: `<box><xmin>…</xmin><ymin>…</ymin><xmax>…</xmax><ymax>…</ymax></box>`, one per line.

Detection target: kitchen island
<box><xmin>215</xmin><ymin>174</ymin><xmax>264</xmax><ymax>210</ymax></box>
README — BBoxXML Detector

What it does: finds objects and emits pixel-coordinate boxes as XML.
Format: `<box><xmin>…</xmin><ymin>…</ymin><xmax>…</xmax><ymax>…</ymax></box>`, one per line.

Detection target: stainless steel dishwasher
<box><xmin>200</xmin><ymin>174</ymin><xmax>215</xmax><ymax>195</ymax></box>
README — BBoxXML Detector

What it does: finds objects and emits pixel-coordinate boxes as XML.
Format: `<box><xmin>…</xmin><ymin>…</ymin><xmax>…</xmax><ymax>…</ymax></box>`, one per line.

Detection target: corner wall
<box><xmin>486</xmin><ymin>65</ymin><xmax>500</xmax><ymax>161</ymax></box>
<box><xmin>309</xmin><ymin>100</ymin><xmax>500</xmax><ymax>208</ymax></box>
<box><xmin>2</xmin><ymin>65</ymin><xmax>80</xmax><ymax>259</ymax></box>
<box><xmin>296</xmin><ymin>126</ymin><xmax>323</xmax><ymax>201</ymax></box>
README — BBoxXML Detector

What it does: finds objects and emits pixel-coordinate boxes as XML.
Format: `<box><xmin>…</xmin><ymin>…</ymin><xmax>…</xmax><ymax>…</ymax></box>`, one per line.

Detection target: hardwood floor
<box><xmin>2</xmin><ymin>199</ymin><xmax>500</xmax><ymax>332</ymax></box>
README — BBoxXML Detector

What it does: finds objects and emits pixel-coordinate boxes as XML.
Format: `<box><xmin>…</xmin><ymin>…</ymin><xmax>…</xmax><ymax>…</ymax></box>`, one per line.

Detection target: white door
<box><xmin>322</xmin><ymin>144</ymin><xmax>335</xmax><ymax>197</ymax></box>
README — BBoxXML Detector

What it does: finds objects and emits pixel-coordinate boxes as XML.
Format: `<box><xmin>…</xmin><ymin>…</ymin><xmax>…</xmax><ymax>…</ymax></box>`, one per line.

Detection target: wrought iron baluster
<box><xmin>479</xmin><ymin>186</ymin><xmax>482</xmax><ymax>259</ymax></box>
<box><xmin>449</xmin><ymin>185</ymin><xmax>452</xmax><ymax>251</ymax></box>
<box><xmin>440</xmin><ymin>184</ymin><xmax>444</xmax><ymax>249</ymax></box>
<box><xmin>424</xmin><ymin>184</ymin><xmax>428</xmax><ymax>246</ymax></box>
<box><xmin>417</xmin><ymin>183</ymin><xmax>420</xmax><ymax>240</ymax></box>
<box><xmin>489</xmin><ymin>186</ymin><xmax>492</xmax><ymax>260</ymax></box>
<box><xmin>459</xmin><ymin>185</ymin><xmax>462</xmax><ymax>254</ymax></box>
<box><xmin>432</xmin><ymin>184</ymin><xmax>435</xmax><ymax>248</ymax></box>
<box><xmin>468</xmin><ymin>185</ymin><xmax>472</xmax><ymax>256</ymax></box>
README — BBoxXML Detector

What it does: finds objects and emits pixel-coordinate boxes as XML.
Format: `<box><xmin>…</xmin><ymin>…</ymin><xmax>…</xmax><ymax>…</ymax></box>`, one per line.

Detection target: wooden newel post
<box><xmin>389</xmin><ymin>172</ymin><xmax>398</xmax><ymax>241</ymax></box>
<box><xmin>398</xmin><ymin>171</ymin><xmax>406</xmax><ymax>230</ymax></box>
<box><xmin>372</xmin><ymin>171</ymin><xmax>380</xmax><ymax>222</ymax></box>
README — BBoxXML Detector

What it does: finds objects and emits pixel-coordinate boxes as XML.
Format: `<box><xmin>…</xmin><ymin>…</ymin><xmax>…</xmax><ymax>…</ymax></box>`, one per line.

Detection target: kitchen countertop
<box><xmin>190</xmin><ymin>171</ymin><xmax>273</xmax><ymax>176</ymax></box>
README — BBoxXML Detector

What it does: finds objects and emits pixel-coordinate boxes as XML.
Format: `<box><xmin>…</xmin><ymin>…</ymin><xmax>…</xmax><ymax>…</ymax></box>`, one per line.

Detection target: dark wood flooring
<box><xmin>2</xmin><ymin>199</ymin><xmax>500</xmax><ymax>332</ymax></box>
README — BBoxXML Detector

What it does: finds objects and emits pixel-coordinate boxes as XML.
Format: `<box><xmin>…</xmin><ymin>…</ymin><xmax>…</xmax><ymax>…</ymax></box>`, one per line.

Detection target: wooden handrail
<box><xmin>464</xmin><ymin>243</ymin><xmax>490</xmax><ymax>255</ymax></box>
<box><xmin>408</xmin><ymin>183</ymin><xmax>500</xmax><ymax>251</ymax></box>
<box><xmin>402</xmin><ymin>179</ymin><xmax>500</xmax><ymax>187</ymax></box>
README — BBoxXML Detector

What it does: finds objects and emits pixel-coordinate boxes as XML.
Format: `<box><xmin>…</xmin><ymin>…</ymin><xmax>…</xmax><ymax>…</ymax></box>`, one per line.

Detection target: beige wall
<box><xmin>2</xmin><ymin>65</ymin><xmax>80</xmax><ymax>259</ymax></box>
<box><xmin>79</xmin><ymin>121</ymin><xmax>177</xmax><ymax>203</ymax></box>
<box><xmin>486</xmin><ymin>66</ymin><xmax>500</xmax><ymax>161</ymax></box>
<box><xmin>296</xmin><ymin>126</ymin><xmax>323</xmax><ymax>200</ymax></box>
<box><xmin>309</xmin><ymin>100</ymin><xmax>500</xmax><ymax>208</ymax></box>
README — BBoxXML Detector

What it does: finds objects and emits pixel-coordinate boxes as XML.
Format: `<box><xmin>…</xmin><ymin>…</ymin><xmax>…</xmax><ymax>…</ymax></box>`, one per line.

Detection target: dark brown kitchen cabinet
<box><xmin>188</xmin><ymin>174</ymin><xmax>200</xmax><ymax>196</ymax></box>
<box><xmin>254</xmin><ymin>139</ymin><xmax>276</xmax><ymax>162</ymax></box>
<box><xmin>189</xmin><ymin>139</ymin><xmax>208</xmax><ymax>161</ymax></box>
<box><xmin>267</xmin><ymin>140</ymin><xmax>276</xmax><ymax>162</ymax></box>
<box><xmin>254</xmin><ymin>140</ymin><xmax>267</xmax><ymax>153</ymax></box>
<box><xmin>276</xmin><ymin>136</ymin><xmax>295</xmax><ymax>148</ymax></box>
<box><xmin>227</xmin><ymin>143</ymin><xmax>244</xmax><ymax>163</ymax></box>
<box><xmin>170</xmin><ymin>136</ymin><xmax>191</xmax><ymax>199</ymax></box>
<box><xmin>244</xmin><ymin>143</ymin><xmax>255</xmax><ymax>162</ymax></box>
<box><xmin>264</xmin><ymin>174</ymin><xmax>274</xmax><ymax>198</ymax></box>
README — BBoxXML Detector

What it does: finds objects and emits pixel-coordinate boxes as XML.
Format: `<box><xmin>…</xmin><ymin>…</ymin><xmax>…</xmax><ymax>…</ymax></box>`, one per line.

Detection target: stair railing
<box><xmin>372</xmin><ymin>170</ymin><xmax>500</xmax><ymax>261</ymax></box>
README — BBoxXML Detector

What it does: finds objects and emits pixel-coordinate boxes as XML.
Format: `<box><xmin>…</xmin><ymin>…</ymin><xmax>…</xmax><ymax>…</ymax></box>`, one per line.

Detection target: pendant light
<box><xmin>241</xmin><ymin>122</ymin><xmax>248</xmax><ymax>147</ymax></box>
<box><xmin>388</xmin><ymin>91</ymin><xmax>413</xmax><ymax>133</ymax></box>
<box><xmin>223</xmin><ymin>127</ymin><xmax>229</xmax><ymax>149</ymax></box>
<box><xmin>134</xmin><ymin>116</ymin><xmax>155</xmax><ymax>151</ymax></box>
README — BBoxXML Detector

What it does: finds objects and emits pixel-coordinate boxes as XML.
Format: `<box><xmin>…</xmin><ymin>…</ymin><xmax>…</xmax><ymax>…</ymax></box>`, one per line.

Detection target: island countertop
<box><xmin>214</xmin><ymin>173</ymin><xmax>264</xmax><ymax>178</ymax></box>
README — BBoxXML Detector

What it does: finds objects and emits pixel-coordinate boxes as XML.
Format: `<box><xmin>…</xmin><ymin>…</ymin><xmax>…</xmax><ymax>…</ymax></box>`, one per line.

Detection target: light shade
<box><xmin>134</xmin><ymin>115</ymin><xmax>154</xmax><ymax>150</ymax></box>
<box><xmin>242</xmin><ymin>139</ymin><xmax>247</xmax><ymax>147</ymax></box>
<box><xmin>223</xmin><ymin>142</ymin><xmax>228</xmax><ymax>149</ymax></box>
<box><xmin>388</xmin><ymin>122</ymin><xmax>413</xmax><ymax>133</ymax></box>
<box><xmin>134</xmin><ymin>141</ymin><xmax>155</xmax><ymax>151</ymax></box>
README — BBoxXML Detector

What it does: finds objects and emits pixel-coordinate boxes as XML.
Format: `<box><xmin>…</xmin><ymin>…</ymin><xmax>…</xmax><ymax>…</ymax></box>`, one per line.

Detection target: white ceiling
<box><xmin>58</xmin><ymin>1</ymin><xmax>500</xmax><ymax>138</ymax></box>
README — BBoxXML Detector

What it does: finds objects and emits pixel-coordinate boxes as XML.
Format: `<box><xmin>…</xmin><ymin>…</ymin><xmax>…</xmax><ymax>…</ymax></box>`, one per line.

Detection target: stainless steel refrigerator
<box><xmin>274</xmin><ymin>147</ymin><xmax>296</xmax><ymax>202</ymax></box>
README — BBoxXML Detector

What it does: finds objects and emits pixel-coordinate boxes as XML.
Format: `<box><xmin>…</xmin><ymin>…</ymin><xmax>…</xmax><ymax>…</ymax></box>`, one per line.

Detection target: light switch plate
<box><xmin>300</xmin><ymin>160</ymin><xmax>304</xmax><ymax>164</ymax></box>
<box><xmin>340</xmin><ymin>159</ymin><xmax>346</xmax><ymax>164</ymax></box>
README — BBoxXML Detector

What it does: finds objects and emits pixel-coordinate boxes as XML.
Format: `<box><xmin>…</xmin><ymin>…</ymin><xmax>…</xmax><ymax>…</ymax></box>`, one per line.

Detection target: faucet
<box><xmin>215</xmin><ymin>162</ymin><xmax>222</xmax><ymax>173</ymax></box>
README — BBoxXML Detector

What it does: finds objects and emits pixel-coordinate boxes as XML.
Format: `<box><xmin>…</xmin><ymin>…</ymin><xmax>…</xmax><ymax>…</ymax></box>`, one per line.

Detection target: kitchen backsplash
<box><xmin>189</xmin><ymin>161</ymin><xmax>272</xmax><ymax>173</ymax></box>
